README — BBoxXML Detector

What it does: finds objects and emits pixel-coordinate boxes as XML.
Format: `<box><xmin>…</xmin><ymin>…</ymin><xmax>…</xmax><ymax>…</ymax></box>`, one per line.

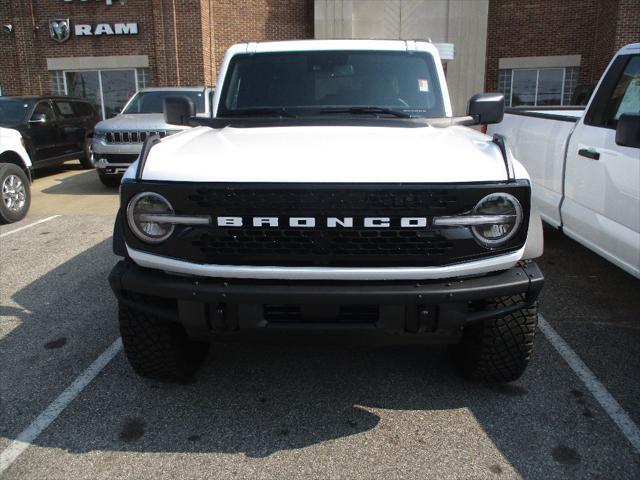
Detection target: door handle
<box><xmin>578</xmin><ymin>148</ymin><xmax>600</xmax><ymax>160</ymax></box>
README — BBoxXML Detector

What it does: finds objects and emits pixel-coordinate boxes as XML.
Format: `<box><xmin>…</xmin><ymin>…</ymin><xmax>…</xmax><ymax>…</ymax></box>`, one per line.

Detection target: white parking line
<box><xmin>539</xmin><ymin>314</ymin><xmax>640</xmax><ymax>454</ymax></box>
<box><xmin>0</xmin><ymin>338</ymin><xmax>123</xmax><ymax>476</ymax></box>
<box><xmin>0</xmin><ymin>215</ymin><xmax>61</xmax><ymax>239</ymax></box>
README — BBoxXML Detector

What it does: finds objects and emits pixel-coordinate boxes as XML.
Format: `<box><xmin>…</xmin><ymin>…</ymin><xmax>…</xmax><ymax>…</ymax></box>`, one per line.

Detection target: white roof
<box><xmin>619</xmin><ymin>43</ymin><xmax>640</xmax><ymax>55</ymax></box>
<box><xmin>228</xmin><ymin>39</ymin><xmax>441</xmax><ymax>57</ymax></box>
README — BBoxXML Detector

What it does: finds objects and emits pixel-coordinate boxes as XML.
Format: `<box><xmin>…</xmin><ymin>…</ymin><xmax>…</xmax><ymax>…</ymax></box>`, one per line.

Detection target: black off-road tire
<box><xmin>450</xmin><ymin>294</ymin><xmax>538</xmax><ymax>383</ymax></box>
<box><xmin>78</xmin><ymin>136</ymin><xmax>95</xmax><ymax>169</ymax></box>
<box><xmin>98</xmin><ymin>171</ymin><xmax>121</xmax><ymax>188</ymax></box>
<box><xmin>119</xmin><ymin>301</ymin><xmax>210</xmax><ymax>383</ymax></box>
<box><xmin>0</xmin><ymin>163</ymin><xmax>31</xmax><ymax>224</ymax></box>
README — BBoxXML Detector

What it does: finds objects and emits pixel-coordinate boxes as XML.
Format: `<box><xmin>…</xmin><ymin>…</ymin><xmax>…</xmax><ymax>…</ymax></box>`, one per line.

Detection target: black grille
<box><xmin>193</xmin><ymin>229</ymin><xmax>453</xmax><ymax>258</ymax></box>
<box><xmin>187</xmin><ymin>189</ymin><xmax>458</xmax><ymax>214</ymax></box>
<box><xmin>106</xmin><ymin>130</ymin><xmax>175</xmax><ymax>144</ymax></box>
<box><xmin>121</xmin><ymin>182</ymin><xmax>531</xmax><ymax>267</ymax></box>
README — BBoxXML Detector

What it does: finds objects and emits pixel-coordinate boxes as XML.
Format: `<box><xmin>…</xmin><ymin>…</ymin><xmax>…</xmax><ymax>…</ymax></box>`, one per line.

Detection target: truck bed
<box><xmin>504</xmin><ymin>106</ymin><xmax>584</xmax><ymax>122</ymax></box>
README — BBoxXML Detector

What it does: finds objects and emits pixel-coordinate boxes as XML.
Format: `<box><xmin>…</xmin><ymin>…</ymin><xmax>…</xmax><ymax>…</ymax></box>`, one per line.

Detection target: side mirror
<box><xmin>164</xmin><ymin>96</ymin><xmax>195</xmax><ymax>126</ymax></box>
<box><xmin>29</xmin><ymin>113</ymin><xmax>47</xmax><ymax>124</ymax></box>
<box><xmin>467</xmin><ymin>93</ymin><xmax>504</xmax><ymax>125</ymax></box>
<box><xmin>113</xmin><ymin>106</ymin><xmax>122</xmax><ymax>115</ymax></box>
<box><xmin>615</xmin><ymin>113</ymin><xmax>640</xmax><ymax>148</ymax></box>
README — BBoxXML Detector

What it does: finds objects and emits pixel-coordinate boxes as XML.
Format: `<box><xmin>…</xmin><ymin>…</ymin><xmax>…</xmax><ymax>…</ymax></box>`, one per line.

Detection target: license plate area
<box><xmin>263</xmin><ymin>303</ymin><xmax>379</xmax><ymax>323</ymax></box>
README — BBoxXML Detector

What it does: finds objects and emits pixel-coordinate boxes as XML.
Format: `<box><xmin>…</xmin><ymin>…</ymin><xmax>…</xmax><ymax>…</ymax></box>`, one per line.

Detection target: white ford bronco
<box><xmin>109</xmin><ymin>40</ymin><xmax>544</xmax><ymax>384</ymax></box>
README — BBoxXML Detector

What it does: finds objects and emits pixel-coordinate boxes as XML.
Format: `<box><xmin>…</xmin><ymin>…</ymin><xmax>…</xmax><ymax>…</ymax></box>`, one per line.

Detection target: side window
<box><xmin>585</xmin><ymin>54</ymin><xmax>640</xmax><ymax>129</ymax></box>
<box><xmin>603</xmin><ymin>55</ymin><xmax>640</xmax><ymax>127</ymax></box>
<box><xmin>72</xmin><ymin>102</ymin><xmax>92</xmax><ymax>117</ymax></box>
<box><xmin>31</xmin><ymin>102</ymin><xmax>56</xmax><ymax>122</ymax></box>
<box><xmin>54</xmin><ymin>101</ymin><xmax>75</xmax><ymax>119</ymax></box>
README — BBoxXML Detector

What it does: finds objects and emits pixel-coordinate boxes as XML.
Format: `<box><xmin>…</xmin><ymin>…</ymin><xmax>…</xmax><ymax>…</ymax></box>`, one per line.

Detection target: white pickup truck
<box><xmin>489</xmin><ymin>43</ymin><xmax>640</xmax><ymax>278</ymax></box>
<box><xmin>109</xmin><ymin>40</ymin><xmax>544</xmax><ymax>385</ymax></box>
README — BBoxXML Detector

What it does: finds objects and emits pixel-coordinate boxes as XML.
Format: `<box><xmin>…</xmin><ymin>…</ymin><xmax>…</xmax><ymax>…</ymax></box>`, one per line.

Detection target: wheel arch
<box><xmin>0</xmin><ymin>150</ymin><xmax>32</xmax><ymax>182</ymax></box>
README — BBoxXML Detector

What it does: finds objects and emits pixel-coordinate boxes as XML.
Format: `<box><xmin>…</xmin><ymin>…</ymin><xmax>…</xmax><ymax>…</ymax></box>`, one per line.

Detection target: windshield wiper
<box><xmin>319</xmin><ymin>107</ymin><xmax>412</xmax><ymax>118</ymax></box>
<box><xmin>222</xmin><ymin>107</ymin><xmax>297</xmax><ymax>118</ymax></box>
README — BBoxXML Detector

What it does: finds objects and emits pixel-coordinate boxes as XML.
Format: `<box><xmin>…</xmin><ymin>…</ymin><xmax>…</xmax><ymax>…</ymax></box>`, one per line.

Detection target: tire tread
<box><xmin>451</xmin><ymin>294</ymin><xmax>538</xmax><ymax>383</ymax></box>
<box><xmin>119</xmin><ymin>301</ymin><xmax>208</xmax><ymax>383</ymax></box>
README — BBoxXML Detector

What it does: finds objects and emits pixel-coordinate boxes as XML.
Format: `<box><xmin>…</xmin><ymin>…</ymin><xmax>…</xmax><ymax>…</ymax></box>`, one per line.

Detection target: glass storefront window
<box><xmin>58</xmin><ymin>68</ymin><xmax>145</xmax><ymax>119</ymax></box>
<box><xmin>101</xmin><ymin>70</ymin><xmax>136</xmax><ymax>118</ymax></box>
<box><xmin>511</xmin><ymin>70</ymin><xmax>538</xmax><ymax>107</ymax></box>
<box><xmin>499</xmin><ymin>66</ymin><xmax>580</xmax><ymax>107</ymax></box>
<box><xmin>65</xmin><ymin>71</ymin><xmax>102</xmax><ymax>115</ymax></box>
<box><xmin>536</xmin><ymin>68</ymin><xmax>563</xmax><ymax>105</ymax></box>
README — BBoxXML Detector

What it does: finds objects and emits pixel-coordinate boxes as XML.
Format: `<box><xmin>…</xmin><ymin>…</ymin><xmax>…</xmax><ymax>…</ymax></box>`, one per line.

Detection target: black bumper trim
<box><xmin>109</xmin><ymin>260</ymin><xmax>543</xmax><ymax>342</ymax></box>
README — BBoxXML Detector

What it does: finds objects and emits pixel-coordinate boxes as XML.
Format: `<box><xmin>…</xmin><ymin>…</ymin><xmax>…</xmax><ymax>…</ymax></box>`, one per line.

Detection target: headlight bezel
<box><xmin>126</xmin><ymin>191</ymin><xmax>175</xmax><ymax>244</ymax></box>
<box><xmin>470</xmin><ymin>192</ymin><xmax>524</xmax><ymax>248</ymax></box>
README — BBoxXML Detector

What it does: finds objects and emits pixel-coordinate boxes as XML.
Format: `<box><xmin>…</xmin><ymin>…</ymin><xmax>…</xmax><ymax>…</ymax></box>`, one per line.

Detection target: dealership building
<box><xmin>1</xmin><ymin>0</ymin><xmax>638</xmax><ymax>117</ymax></box>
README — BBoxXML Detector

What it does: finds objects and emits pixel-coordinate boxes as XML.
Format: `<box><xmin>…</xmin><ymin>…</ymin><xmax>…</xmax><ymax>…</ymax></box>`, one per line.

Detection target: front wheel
<box><xmin>78</xmin><ymin>137</ymin><xmax>95</xmax><ymax>169</ymax></box>
<box><xmin>119</xmin><ymin>300</ymin><xmax>210</xmax><ymax>383</ymax></box>
<box><xmin>450</xmin><ymin>294</ymin><xmax>538</xmax><ymax>383</ymax></box>
<box><xmin>0</xmin><ymin>163</ymin><xmax>31</xmax><ymax>224</ymax></box>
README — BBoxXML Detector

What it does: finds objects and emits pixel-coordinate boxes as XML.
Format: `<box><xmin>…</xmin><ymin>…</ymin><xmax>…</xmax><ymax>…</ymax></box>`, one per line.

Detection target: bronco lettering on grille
<box><xmin>215</xmin><ymin>217</ymin><xmax>429</xmax><ymax>228</ymax></box>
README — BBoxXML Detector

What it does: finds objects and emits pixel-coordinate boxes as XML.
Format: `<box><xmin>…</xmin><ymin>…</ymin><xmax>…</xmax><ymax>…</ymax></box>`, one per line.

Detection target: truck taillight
<box><xmin>480</xmin><ymin>124</ymin><xmax>487</xmax><ymax>134</ymax></box>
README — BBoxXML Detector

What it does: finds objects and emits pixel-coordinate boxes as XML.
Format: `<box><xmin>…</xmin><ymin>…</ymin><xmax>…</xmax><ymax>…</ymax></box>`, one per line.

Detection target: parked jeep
<box><xmin>110</xmin><ymin>40</ymin><xmax>544</xmax><ymax>384</ymax></box>
<box><xmin>92</xmin><ymin>87</ymin><xmax>214</xmax><ymax>187</ymax></box>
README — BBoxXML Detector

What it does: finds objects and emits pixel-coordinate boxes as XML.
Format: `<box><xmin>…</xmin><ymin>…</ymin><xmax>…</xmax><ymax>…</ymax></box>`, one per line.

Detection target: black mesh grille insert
<box><xmin>192</xmin><ymin>229</ymin><xmax>453</xmax><ymax>257</ymax></box>
<box><xmin>187</xmin><ymin>189</ymin><xmax>459</xmax><ymax>214</ymax></box>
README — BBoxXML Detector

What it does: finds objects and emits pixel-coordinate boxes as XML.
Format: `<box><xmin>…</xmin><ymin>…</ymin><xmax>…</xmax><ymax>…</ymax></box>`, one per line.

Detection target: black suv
<box><xmin>0</xmin><ymin>96</ymin><xmax>100</xmax><ymax>170</ymax></box>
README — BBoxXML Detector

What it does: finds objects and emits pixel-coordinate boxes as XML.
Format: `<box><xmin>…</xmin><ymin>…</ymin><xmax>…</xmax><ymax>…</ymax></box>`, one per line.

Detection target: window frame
<box><xmin>50</xmin><ymin>67</ymin><xmax>145</xmax><ymax>120</ymax></box>
<box><xmin>217</xmin><ymin>50</ymin><xmax>446</xmax><ymax>118</ymax></box>
<box><xmin>501</xmin><ymin>66</ymin><xmax>579</xmax><ymax>107</ymax></box>
<box><xmin>511</xmin><ymin>67</ymin><xmax>565</xmax><ymax>107</ymax></box>
<box><xmin>584</xmin><ymin>54</ymin><xmax>638</xmax><ymax>130</ymax></box>
<box><xmin>30</xmin><ymin>100</ymin><xmax>57</xmax><ymax>123</ymax></box>
<box><xmin>53</xmin><ymin>100</ymin><xmax>76</xmax><ymax>119</ymax></box>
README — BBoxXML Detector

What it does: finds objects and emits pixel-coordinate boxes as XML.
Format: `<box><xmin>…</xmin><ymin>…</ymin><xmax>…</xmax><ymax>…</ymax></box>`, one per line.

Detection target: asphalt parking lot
<box><xmin>1</xmin><ymin>163</ymin><xmax>639</xmax><ymax>479</ymax></box>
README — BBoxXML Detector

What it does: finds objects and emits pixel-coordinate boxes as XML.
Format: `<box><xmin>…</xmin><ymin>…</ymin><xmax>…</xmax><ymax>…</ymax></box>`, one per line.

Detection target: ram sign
<box><xmin>75</xmin><ymin>23</ymin><xmax>139</xmax><ymax>36</ymax></box>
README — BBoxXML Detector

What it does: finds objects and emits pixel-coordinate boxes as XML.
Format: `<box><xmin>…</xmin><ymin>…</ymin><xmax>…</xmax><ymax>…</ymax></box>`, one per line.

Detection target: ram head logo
<box><xmin>49</xmin><ymin>19</ymin><xmax>71</xmax><ymax>43</ymax></box>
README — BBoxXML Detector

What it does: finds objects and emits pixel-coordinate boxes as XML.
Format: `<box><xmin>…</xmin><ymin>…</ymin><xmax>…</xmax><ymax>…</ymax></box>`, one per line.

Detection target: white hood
<box><xmin>95</xmin><ymin>113</ymin><xmax>189</xmax><ymax>132</ymax></box>
<box><xmin>141</xmin><ymin>124</ymin><xmax>522</xmax><ymax>183</ymax></box>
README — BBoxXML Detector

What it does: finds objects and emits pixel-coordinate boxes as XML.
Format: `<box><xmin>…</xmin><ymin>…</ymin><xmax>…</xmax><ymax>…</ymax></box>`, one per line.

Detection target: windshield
<box><xmin>123</xmin><ymin>91</ymin><xmax>206</xmax><ymax>114</ymax></box>
<box><xmin>218</xmin><ymin>50</ymin><xmax>445</xmax><ymax>118</ymax></box>
<box><xmin>0</xmin><ymin>99</ymin><xmax>32</xmax><ymax>125</ymax></box>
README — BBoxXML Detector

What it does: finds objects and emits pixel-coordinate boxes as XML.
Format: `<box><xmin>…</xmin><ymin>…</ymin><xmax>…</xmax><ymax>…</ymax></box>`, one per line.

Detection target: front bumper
<box><xmin>93</xmin><ymin>139</ymin><xmax>142</xmax><ymax>175</ymax></box>
<box><xmin>109</xmin><ymin>260</ymin><xmax>544</xmax><ymax>343</ymax></box>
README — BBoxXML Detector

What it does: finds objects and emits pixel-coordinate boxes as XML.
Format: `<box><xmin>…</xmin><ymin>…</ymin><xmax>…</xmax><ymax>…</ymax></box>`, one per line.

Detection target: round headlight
<box><xmin>126</xmin><ymin>192</ymin><xmax>175</xmax><ymax>243</ymax></box>
<box><xmin>471</xmin><ymin>193</ymin><xmax>523</xmax><ymax>247</ymax></box>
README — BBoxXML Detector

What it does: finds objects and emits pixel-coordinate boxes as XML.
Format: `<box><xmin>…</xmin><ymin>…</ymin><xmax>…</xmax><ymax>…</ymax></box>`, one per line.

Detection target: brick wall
<box><xmin>209</xmin><ymin>0</ymin><xmax>314</xmax><ymax>82</ymax></box>
<box><xmin>615</xmin><ymin>0</ymin><xmax>640</xmax><ymax>51</ymax></box>
<box><xmin>0</xmin><ymin>0</ymin><xmax>313</xmax><ymax>96</ymax></box>
<box><xmin>1</xmin><ymin>0</ymin><xmax>159</xmax><ymax>96</ymax></box>
<box><xmin>485</xmin><ymin>0</ymin><xmax>640</xmax><ymax>92</ymax></box>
